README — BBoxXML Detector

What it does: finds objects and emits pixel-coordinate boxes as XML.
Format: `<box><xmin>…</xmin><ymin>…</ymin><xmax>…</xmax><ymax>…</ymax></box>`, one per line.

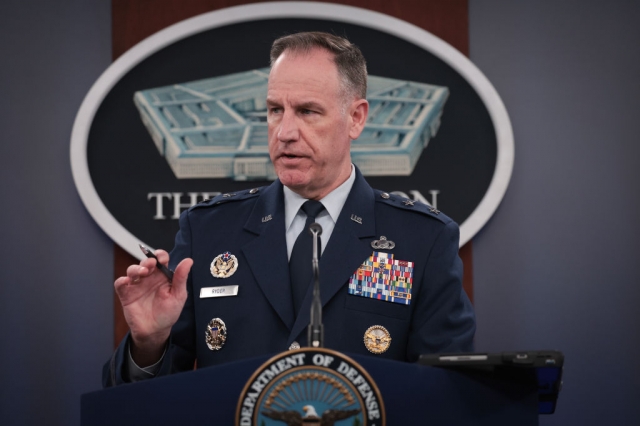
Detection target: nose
<box><xmin>277</xmin><ymin>110</ymin><xmax>299</xmax><ymax>143</ymax></box>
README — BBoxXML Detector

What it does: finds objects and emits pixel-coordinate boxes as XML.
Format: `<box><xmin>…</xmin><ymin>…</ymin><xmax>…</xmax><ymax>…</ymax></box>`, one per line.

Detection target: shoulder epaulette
<box><xmin>189</xmin><ymin>187</ymin><xmax>264</xmax><ymax>211</ymax></box>
<box><xmin>373</xmin><ymin>189</ymin><xmax>451</xmax><ymax>224</ymax></box>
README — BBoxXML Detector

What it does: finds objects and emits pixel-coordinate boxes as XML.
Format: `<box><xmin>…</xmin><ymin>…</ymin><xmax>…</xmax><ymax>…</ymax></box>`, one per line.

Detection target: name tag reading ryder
<box><xmin>200</xmin><ymin>285</ymin><xmax>239</xmax><ymax>298</ymax></box>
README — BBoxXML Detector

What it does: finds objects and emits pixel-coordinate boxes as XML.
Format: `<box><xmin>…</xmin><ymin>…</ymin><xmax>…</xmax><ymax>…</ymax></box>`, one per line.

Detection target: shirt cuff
<box><xmin>126</xmin><ymin>339</ymin><xmax>166</xmax><ymax>382</ymax></box>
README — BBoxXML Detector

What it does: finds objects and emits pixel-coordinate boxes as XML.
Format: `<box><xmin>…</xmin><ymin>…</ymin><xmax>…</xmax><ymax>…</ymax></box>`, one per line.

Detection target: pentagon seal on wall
<box><xmin>71</xmin><ymin>2</ymin><xmax>514</xmax><ymax>260</ymax></box>
<box><xmin>236</xmin><ymin>348</ymin><xmax>385</xmax><ymax>426</ymax></box>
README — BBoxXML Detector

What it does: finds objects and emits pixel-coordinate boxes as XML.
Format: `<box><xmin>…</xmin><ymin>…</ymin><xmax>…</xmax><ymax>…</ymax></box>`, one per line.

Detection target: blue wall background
<box><xmin>470</xmin><ymin>1</ymin><xmax>640</xmax><ymax>424</ymax></box>
<box><xmin>1</xmin><ymin>0</ymin><xmax>638</xmax><ymax>424</ymax></box>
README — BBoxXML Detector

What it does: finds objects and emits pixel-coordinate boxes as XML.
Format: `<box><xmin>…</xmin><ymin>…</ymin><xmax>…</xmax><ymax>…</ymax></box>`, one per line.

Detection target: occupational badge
<box><xmin>364</xmin><ymin>325</ymin><xmax>392</xmax><ymax>354</ymax></box>
<box><xmin>210</xmin><ymin>251</ymin><xmax>238</xmax><ymax>278</ymax></box>
<box><xmin>205</xmin><ymin>317</ymin><xmax>227</xmax><ymax>350</ymax></box>
<box><xmin>371</xmin><ymin>236</ymin><xmax>395</xmax><ymax>250</ymax></box>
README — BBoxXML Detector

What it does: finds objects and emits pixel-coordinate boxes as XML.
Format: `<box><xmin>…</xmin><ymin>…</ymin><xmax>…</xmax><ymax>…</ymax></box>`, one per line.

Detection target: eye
<box><xmin>268</xmin><ymin>107</ymin><xmax>282</xmax><ymax>114</ymax></box>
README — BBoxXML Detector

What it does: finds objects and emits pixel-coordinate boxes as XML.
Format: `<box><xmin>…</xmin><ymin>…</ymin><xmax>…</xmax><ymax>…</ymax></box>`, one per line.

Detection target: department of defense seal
<box><xmin>211</xmin><ymin>251</ymin><xmax>238</xmax><ymax>278</ymax></box>
<box><xmin>236</xmin><ymin>348</ymin><xmax>385</xmax><ymax>426</ymax></box>
<box><xmin>205</xmin><ymin>317</ymin><xmax>227</xmax><ymax>350</ymax></box>
<box><xmin>363</xmin><ymin>325</ymin><xmax>391</xmax><ymax>354</ymax></box>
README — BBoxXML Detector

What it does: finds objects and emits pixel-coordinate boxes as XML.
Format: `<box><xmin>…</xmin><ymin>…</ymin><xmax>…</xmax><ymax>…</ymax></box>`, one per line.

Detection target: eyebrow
<box><xmin>296</xmin><ymin>101</ymin><xmax>324</xmax><ymax>111</ymax></box>
<box><xmin>265</xmin><ymin>98</ymin><xmax>280</xmax><ymax>107</ymax></box>
<box><xmin>265</xmin><ymin>98</ymin><xmax>326</xmax><ymax>112</ymax></box>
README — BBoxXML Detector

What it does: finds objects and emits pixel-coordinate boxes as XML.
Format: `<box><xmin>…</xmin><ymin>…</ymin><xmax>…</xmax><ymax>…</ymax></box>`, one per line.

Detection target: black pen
<box><xmin>138</xmin><ymin>244</ymin><xmax>174</xmax><ymax>283</ymax></box>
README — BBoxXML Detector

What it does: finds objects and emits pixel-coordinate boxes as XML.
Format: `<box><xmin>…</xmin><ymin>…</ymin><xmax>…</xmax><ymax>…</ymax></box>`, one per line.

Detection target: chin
<box><xmin>277</xmin><ymin>170</ymin><xmax>310</xmax><ymax>188</ymax></box>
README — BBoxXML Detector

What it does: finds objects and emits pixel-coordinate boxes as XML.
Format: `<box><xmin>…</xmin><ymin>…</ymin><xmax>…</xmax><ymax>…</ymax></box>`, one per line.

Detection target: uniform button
<box><xmin>380</xmin><ymin>192</ymin><xmax>390</xmax><ymax>199</ymax></box>
<box><xmin>249</xmin><ymin>188</ymin><xmax>259</xmax><ymax>194</ymax></box>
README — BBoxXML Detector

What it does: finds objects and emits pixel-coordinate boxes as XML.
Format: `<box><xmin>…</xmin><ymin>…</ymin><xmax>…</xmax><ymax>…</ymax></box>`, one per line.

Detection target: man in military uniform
<box><xmin>104</xmin><ymin>32</ymin><xmax>475</xmax><ymax>386</ymax></box>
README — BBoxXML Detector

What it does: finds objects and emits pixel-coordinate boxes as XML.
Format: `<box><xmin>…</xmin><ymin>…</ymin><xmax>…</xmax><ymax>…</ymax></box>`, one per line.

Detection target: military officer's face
<box><xmin>267</xmin><ymin>48</ymin><xmax>368</xmax><ymax>200</ymax></box>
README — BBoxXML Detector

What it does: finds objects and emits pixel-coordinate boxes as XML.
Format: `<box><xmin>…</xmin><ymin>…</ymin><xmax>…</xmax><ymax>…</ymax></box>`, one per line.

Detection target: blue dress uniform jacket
<box><xmin>103</xmin><ymin>168</ymin><xmax>475</xmax><ymax>387</ymax></box>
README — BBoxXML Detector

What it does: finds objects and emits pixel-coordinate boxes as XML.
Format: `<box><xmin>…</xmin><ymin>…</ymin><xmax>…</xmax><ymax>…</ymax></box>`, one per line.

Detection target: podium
<box><xmin>81</xmin><ymin>353</ymin><xmax>539</xmax><ymax>425</ymax></box>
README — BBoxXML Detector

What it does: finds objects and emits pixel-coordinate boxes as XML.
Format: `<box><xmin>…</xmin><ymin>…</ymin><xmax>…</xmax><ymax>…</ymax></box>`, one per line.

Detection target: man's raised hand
<box><xmin>114</xmin><ymin>249</ymin><xmax>193</xmax><ymax>366</ymax></box>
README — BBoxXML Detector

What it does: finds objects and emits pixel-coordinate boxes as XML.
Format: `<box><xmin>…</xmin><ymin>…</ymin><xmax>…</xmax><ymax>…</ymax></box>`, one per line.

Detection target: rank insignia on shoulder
<box><xmin>206</xmin><ymin>318</ymin><xmax>227</xmax><ymax>350</ymax></box>
<box><xmin>210</xmin><ymin>251</ymin><xmax>238</xmax><ymax>278</ymax></box>
<box><xmin>364</xmin><ymin>325</ymin><xmax>391</xmax><ymax>354</ymax></box>
<box><xmin>348</xmin><ymin>251</ymin><xmax>413</xmax><ymax>305</ymax></box>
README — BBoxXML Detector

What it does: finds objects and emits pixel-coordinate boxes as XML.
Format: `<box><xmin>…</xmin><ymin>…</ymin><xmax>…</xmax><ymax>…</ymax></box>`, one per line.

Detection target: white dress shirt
<box><xmin>283</xmin><ymin>164</ymin><xmax>356</xmax><ymax>259</ymax></box>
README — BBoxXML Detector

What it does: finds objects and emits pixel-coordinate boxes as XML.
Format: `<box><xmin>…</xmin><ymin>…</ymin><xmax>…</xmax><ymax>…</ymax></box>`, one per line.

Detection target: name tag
<box><xmin>200</xmin><ymin>285</ymin><xmax>239</xmax><ymax>298</ymax></box>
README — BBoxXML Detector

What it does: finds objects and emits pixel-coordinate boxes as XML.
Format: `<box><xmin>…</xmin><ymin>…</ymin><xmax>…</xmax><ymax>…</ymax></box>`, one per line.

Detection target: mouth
<box><xmin>279</xmin><ymin>152</ymin><xmax>306</xmax><ymax>161</ymax></box>
<box><xmin>276</xmin><ymin>153</ymin><xmax>308</xmax><ymax>168</ymax></box>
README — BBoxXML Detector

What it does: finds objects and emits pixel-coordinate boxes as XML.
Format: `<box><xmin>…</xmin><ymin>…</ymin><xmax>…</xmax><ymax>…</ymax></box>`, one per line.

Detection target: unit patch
<box><xmin>348</xmin><ymin>251</ymin><xmax>414</xmax><ymax>305</ymax></box>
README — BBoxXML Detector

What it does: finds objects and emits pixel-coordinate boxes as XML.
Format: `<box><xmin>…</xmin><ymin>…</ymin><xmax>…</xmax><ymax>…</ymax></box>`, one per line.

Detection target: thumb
<box><xmin>171</xmin><ymin>257</ymin><xmax>193</xmax><ymax>299</ymax></box>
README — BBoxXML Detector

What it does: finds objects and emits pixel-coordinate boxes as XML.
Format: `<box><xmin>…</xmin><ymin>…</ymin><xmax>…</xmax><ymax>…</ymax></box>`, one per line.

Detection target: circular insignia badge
<box><xmin>205</xmin><ymin>318</ymin><xmax>227</xmax><ymax>350</ymax></box>
<box><xmin>210</xmin><ymin>251</ymin><xmax>238</xmax><ymax>278</ymax></box>
<box><xmin>236</xmin><ymin>348</ymin><xmax>385</xmax><ymax>426</ymax></box>
<box><xmin>363</xmin><ymin>325</ymin><xmax>391</xmax><ymax>354</ymax></box>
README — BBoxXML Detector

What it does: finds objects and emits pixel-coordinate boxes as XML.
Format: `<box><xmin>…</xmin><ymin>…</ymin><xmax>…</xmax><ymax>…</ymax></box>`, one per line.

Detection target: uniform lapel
<box><xmin>288</xmin><ymin>169</ymin><xmax>377</xmax><ymax>342</ymax></box>
<box><xmin>241</xmin><ymin>181</ymin><xmax>295</xmax><ymax>331</ymax></box>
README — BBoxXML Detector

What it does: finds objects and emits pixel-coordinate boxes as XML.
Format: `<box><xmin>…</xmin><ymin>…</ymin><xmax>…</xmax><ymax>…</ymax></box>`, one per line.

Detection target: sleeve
<box><xmin>102</xmin><ymin>210</ymin><xmax>198</xmax><ymax>387</ymax></box>
<box><xmin>406</xmin><ymin>220</ymin><xmax>476</xmax><ymax>361</ymax></box>
<box><xmin>127</xmin><ymin>341</ymin><xmax>165</xmax><ymax>380</ymax></box>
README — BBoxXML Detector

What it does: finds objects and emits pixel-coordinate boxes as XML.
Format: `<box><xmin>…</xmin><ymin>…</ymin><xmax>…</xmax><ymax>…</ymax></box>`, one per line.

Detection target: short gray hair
<box><xmin>270</xmin><ymin>31</ymin><xmax>368</xmax><ymax>100</ymax></box>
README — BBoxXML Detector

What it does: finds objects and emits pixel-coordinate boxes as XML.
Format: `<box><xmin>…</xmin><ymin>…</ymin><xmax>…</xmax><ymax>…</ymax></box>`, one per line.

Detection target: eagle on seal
<box><xmin>262</xmin><ymin>405</ymin><xmax>361</xmax><ymax>426</ymax></box>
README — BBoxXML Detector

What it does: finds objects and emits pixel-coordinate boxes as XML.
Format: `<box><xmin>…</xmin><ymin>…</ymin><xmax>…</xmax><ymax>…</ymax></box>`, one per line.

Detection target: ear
<box><xmin>348</xmin><ymin>99</ymin><xmax>369</xmax><ymax>140</ymax></box>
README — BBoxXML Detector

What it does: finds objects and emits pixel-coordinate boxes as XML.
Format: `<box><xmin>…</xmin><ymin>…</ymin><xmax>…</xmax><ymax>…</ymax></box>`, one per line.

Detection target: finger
<box><xmin>114</xmin><ymin>275</ymin><xmax>129</xmax><ymax>292</ymax></box>
<box><xmin>126</xmin><ymin>264</ymin><xmax>150</xmax><ymax>282</ymax></box>
<box><xmin>114</xmin><ymin>275</ymin><xmax>144</xmax><ymax>298</ymax></box>
<box><xmin>140</xmin><ymin>250</ymin><xmax>168</xmax><ymax>276</ymax></box>
<box><xmin>153</xmin><ymin>249</ymin><xmax>170</xmax><ymax>266</ymax></box>
<box><xmin>171</xmin><ymin>257</ymin><xmax>194</xmax><ymax>301</ymax></box>
<box><xmin>140</xmin><ymin>257</ymin><xmax>158</xmax><ymax>270</ymax></box>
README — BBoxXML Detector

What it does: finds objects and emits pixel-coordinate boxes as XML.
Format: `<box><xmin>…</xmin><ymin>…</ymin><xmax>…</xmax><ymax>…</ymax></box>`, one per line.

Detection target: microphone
<box><xmin>308</xmin><ymin>222</ymin><xmax>324</xmax><ymax>348</ymax></box>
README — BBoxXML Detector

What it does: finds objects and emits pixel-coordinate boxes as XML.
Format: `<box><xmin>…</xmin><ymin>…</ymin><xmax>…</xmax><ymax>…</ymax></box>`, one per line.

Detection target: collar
<box><xmin>283</xmin><ymin>164</ymin><xmax>356</xmax><ymax>231</ymax></box>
